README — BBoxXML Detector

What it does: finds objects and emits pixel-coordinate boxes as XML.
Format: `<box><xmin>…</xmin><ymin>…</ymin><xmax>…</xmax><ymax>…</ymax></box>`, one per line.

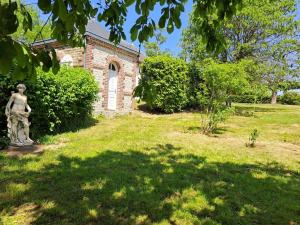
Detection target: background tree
<box><xmin>0</xmin><ymin>0</ymin><xmax>243</xmax><ymax>79</ymax></box>
<box><xmin>11</xmin><ymin>3</ymin><xmax>52</xmax><ymax>43</ymax></box>
<box><xmin>196</xmin><ymin>59</ymin><xmax>249</xmax><ymax>108</ymax></box>
<box><xmin>182</xmin><ymin>0</ymin><xmax>300</xmax><ymax>62</ymax></box>
<box><xmin>180</xmin><ymin>25</ymin><xmax>216</xmax><ymax>62</ymax></box>
<box><xmin>181</xmin><ymin>0</ymin><xmax>300</xmax><ymax>104</ymax></box>
<box><xmin>143</xmin><ymin>29</ymin><xmax>170</xmax><ymax>56</ymax></box>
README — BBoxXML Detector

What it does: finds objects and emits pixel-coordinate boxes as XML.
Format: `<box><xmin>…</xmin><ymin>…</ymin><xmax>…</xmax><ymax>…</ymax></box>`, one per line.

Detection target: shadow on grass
<box><xmin>233</xmin><ymin>105</ymin><xmax>290</xmax><ymax>118</ymax></box>
<box><xmin>234</xmin><ymin>108</ymin><xmax>256</xmax><ymax>117</ymax></box>
<box><xmin>137</xmin><ymin>103</ymin><xmax>166</xmax><ymax>115</ymax></box>
<box><xmin>1</xmin><ymin>144</ymin><xmax>300</xmax><ymax>225</ymax></box>
<box><xmin>234</xmin><ymin>105</ymin><xmax>285</xmax><ymax>114</ymax></box>
<box><xmin>186</xmin><ymin>126</ymin><xmax>228</xmax><ymax>136</ymax></box>
<box><xmin>59</xmin><ymin>116</ymin><xmax>99</xmax><ymax>133</ymax></box>
<box><xmin>31</xmin><ymin>116</ymin><xmax>99</xmax><ymax>143</ymax></box>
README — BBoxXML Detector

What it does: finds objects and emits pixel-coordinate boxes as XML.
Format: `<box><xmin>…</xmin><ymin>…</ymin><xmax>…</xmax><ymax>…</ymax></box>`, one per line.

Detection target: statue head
<box><xmin>16</xmin><ymin>84</ymin><xmax>26</xmax><ymax>94</ymax></box>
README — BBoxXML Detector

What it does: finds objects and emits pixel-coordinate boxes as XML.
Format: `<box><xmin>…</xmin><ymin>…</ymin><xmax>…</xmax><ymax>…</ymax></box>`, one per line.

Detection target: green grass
<box><xmin>0</xmin><ymin>103</ymin><xmax>299</xmax><ymax>225</ymax></box>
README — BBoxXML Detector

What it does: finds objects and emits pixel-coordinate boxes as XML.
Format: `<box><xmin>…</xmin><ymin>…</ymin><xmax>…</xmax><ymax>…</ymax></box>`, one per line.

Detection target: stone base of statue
<box><xmin>10</xmin><ymin>137</ymin><xmax>34</xmax><ymax>147</ymax></box>
<box><xmin>4</xmin><ymin>144</ymin><xmax>44</xmax><ymax>157</ymax></box>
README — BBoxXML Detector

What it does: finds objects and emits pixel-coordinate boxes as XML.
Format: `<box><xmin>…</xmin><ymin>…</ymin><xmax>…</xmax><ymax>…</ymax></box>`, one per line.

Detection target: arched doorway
<box><xmin>107</xmin><ymin>62</ymin><xmax>118</xmax><ymax>110</ymax></box>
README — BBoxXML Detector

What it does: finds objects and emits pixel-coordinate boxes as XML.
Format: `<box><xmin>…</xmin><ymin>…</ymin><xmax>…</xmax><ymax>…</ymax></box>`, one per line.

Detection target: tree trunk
<box><xmin>271</xmin><ymin>91</ymin><xmax>277</xmax><ymax>104</ymax></box>
<box><xmin>226</xmin><ymin>100</ymin><xmax>232</xmax><ymax>107</ymax></box>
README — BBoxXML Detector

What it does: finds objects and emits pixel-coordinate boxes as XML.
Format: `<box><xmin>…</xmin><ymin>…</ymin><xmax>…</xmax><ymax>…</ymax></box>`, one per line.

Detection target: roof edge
<box><xmin>32</xmin><ymin>35</ymin><xmax>142</xmax><ymax>57</ymax></box>
<box><xmin>85</xmin><ymin>31</ymin><xmax>140</xmax><ymax>55</ymax></box>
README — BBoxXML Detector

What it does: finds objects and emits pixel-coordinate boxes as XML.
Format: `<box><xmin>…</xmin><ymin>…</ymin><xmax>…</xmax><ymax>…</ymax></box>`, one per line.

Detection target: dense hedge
<box><xmin>279</xmin><ymin>91</ymin><xmax>300</xmax><ymax>105</ymax></box>
<box><xmin>135</xmin><ymin>56</ymin><xmax>188</xmax><ymax>113</ymax></box>
<box><xmin>231</xmin><ymin>94</ymin><xmax>271</xmax><ymax>104</ymax></box>
<box><xmin>186</xmin><ymin>62</ymin><xmax>206</xmax><ymax>109</ymax></box>
<box><xmin>0</xmin><ymin>67</ymin><xmax>98</xmax><ymax>147</ymax></box>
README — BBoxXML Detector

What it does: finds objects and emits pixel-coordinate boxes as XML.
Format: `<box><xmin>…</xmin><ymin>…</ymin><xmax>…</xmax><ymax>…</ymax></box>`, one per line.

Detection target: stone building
<box><xmin>33</xmin><ymin>20</ymin><xmax>143</xmax><ymax>116</ymax></box>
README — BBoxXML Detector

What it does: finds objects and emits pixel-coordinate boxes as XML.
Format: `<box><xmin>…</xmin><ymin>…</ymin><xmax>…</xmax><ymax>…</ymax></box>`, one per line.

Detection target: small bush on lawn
<box><xmin>0</xmin><ymin>66</ymin><xmax>98</xmax><ymax>147</ymax></box>
<box><xmin>246</xmin><ymin>128</ymin><xmax>259</xmax><ymax>147</ymax></box>
<box><xmin>201</xmin><ymin>107</ymin><xmax>234</xmax><ymax>134</ymax></box>
<box><xmin>279</xmin><ymin>91</ymin><xmax>300</xmax><ymax>105</ymax></box>
<box><xmin>195</xmin><ymin>59</ymin><xmax>249</xmax><ymax>134</ymax></box>
<box><xmin>134</xmin><ymin>56</ymin><xmax>188</xmax><ymax>113</ymax></box>
<box><xmin>187</xmin><ymin>59</ymin><xmax>250</xmax><ymax>109</ymax></box>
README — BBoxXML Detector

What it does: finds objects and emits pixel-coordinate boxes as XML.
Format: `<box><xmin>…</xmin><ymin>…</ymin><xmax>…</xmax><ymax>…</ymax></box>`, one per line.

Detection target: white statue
<box><xmin>5</xmin><ymin>84</ymin><xmax>34</xmax><ymax>146</ymax></box>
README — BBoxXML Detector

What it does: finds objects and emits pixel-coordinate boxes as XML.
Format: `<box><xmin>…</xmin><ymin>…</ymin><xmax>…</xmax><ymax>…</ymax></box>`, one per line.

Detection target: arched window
<box><xmin>109</xmin><ymin>63</ymin><xmax>117</xmax><ymax>71</ymax></box>
<box><xmin>60</xmin><ymin>54</ymin><xmax>73</xmax><ymax>67</ymax></box>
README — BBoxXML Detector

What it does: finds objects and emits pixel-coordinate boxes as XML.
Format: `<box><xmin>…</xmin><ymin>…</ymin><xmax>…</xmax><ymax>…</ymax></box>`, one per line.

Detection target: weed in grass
<box><xmin>246</xmin><ymin>129</ymin><xmax>259</xmax><ymax>148</ymax></box>
<box><xmin>201</xmin><ymin>108</ymin><xmax>234</xmax><ymax>134</ymax></box>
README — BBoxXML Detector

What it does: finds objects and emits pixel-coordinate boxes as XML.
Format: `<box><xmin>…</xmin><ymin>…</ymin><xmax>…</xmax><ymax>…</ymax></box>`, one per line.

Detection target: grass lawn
<box><xmin>0</xmin><ymin>103</ymin><xmax>299</xmax><ymax>225</ymax></box>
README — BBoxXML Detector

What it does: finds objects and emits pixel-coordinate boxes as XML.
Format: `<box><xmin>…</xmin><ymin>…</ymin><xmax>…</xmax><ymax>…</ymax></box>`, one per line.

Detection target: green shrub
<box><xmin>0</xmin><ymin>66</ymin><xmax>98</xmax><ymax>147</ymax></box>
<box><xmin>186</xmin><ymin>62</ymin><xmax>206</xmax><ymax>109</ymax></box>
<box><xmin>201</xmin><ymin>107</ymin><xmax>234</xmax><ymax>134</ymax></box>
<box><xmin>230</xmin><ymin>84</ymin><xmax>271</xmax><ymax>103</ymax></box>
<box><xmin>135</xmin><ymin>56</ymin><xmax>188</xmax><ymax>113</ymax></box>
<box><xmin>246</xmin><ymin>128</ymin><xmax>259</xmax><ymax>147</ymax></box>
<box><xmin>231</xmin><ymin>93</ymin><xmax>271</xmax><ymax>104</ymax></box>
<box><xmin>187</xmin><ymin>59</ymin><xmax>250</xmax><ymax>109</ymax></box>
<box><xmin>279</xmin><ymin>91</ymin><xmax>300</xmax><ymax>105</ymax></box>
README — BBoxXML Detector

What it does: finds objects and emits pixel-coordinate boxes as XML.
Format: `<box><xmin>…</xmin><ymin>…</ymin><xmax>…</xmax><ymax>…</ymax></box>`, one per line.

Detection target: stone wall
<box><xmin>56</xmin><ymin>47</ymin><xmax>84</xmax><ymax>67</ymax></box>
<box><xmin>86</xmin><ymin>37</ymin><xmax>139</xmax><ymax>115</ymax></box>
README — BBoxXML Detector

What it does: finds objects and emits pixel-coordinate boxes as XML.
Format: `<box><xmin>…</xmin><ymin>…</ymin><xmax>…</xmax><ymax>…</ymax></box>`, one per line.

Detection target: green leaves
<box><xmin>0</xmin><ymin>38</ymin><xmax>14</xmax><ymax>74</ymax></box>
<box><xmin>130</xmin><ymin>25</ymin><xmax>139</xmax><ymax>41</ymax></box>
<box><xmin>0</xmin><ymin>2</ymin><xmax>19</xmax><ymax>36</ymax></box>
<box><xmin>20</xmin><ymin>5</ymin><xmax>33</xmax><ymax>33</ymax></box>
<box><xmin>51</xmin><ymin>49</ymin><xmax>60</xmax><ymax>74</ymax></box>
<box><xmin>167</xmin><ymin>19</ymin><xmax>174</xmax><ymax>33</ymax></box>
<box><xmin>190</xmin><ymin>0</ymin><xmax>243</xmax><ymax>53</ymax></box>
<box><xmin>39</xmin><ymin>50</ymin><xmax>52</xmax><ymax>72</ymax></box>
<box><xmin>97</xmin><ymin>0</ymin><xmax>187</xmax><ymax>46</ymax></box>
<box><xmin>57</xmin><ymin>0</ymin><xmax>67</xmax><ymax>21</ymax></box>
<box><xmin>38</xmin><ymin>0</ymin><xmax>52</xmax><ymax>13</ymax></box>
<box><xmin>135</xmin><ymin>55</ymin><xmax>188</xmax><ymax>113</ymax></box>
<box><xmin>159</xmin><ymin>8</ymin><xmax>169</xmax><ymax>28</ymax></box>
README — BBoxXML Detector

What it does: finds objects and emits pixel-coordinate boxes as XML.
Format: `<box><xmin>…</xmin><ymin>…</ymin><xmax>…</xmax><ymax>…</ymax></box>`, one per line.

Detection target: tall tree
<box><xmin>182</xmin><ymin>0</ymin><xmax>300</xmax><ymax>103</ymax></box>
<box><xmin>0</xmin><ymin>0</ymin><xmax>243</xmax><ymax>79</ymax></box>
<box><xmin>143</xmin><ymin>29</ymin><xmax>170</xmax><ymax>56</ymax></box>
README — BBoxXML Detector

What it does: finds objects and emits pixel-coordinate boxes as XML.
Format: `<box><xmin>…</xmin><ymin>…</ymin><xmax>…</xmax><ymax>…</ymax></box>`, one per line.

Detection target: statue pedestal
<box><xmin>4</xmin><ymin>145</ymin><xmax>44</xmax><ymax>157</ymax></box>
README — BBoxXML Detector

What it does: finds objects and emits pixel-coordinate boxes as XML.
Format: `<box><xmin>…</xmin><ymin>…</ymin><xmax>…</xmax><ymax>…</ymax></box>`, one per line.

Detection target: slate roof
<box><xmin>32</xmin><ymin>20</ymin><xmax>140</xmax><ymax>55</ymax></box>
<box><xmin>86</xmin><ymin>20</ymin><xmax>140</xmax><ymax>54</ymax></box>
